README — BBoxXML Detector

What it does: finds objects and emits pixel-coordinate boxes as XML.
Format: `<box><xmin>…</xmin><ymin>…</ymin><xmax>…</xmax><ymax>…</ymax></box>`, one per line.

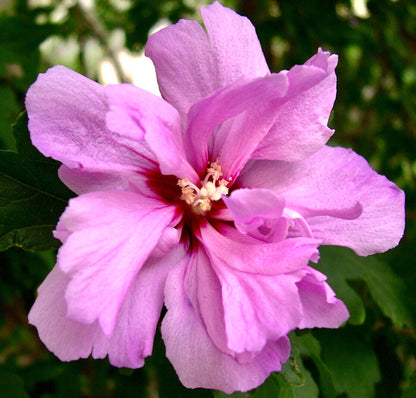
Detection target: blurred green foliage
<box><xmin>0</xmin><ymin>0</ymin><xmax>415</xmax><ymax>397</ymax></box>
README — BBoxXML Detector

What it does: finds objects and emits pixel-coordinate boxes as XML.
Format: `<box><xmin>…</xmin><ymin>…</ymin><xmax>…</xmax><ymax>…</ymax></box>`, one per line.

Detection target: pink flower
<box><xmin>26</xmin><ymin>2</ymin><xmax>405</xmax><ymax>393</ymax></box>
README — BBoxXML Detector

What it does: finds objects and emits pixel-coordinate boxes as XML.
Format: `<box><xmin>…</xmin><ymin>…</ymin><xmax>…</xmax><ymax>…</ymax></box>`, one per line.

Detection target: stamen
<box><xmin>178</xmin><ymin>161</ymin><xmax>229</xmax><ymax>215</ymax></box>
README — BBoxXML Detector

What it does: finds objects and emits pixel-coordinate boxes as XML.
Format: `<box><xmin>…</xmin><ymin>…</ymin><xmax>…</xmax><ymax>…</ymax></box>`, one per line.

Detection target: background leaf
<box><xmin>316</xmin><ymin>246</ymin><xmax>415</xmax><ymax>331</ymax></box>
<box><xmin>0</xmin><ymin>113</ymin><xmax>73</xmax><ymax>251</ymax></box>
<box><xmin>0</xmin><ymin>369</ymin><xmax>30</xmax><ymax>398</ymax></box>
<box><xmin>313</xmin><ymin>328</ymin><xmax>381</xmax><ymax>398</ymax></box>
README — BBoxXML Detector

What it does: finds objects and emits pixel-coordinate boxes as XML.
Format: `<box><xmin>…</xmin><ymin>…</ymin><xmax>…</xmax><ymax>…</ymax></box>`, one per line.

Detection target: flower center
<box><xmin>178</xmin><ymin>161</ymin><xmax>230</xmax><ymax>215</ymax></box>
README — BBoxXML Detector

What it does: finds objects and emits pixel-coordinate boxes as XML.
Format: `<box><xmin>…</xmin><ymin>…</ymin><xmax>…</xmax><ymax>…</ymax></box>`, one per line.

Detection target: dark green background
<box><xmin>0</xmin><ymin>0</ymin><xmax>415</xmax><ymax>397</ymax></box>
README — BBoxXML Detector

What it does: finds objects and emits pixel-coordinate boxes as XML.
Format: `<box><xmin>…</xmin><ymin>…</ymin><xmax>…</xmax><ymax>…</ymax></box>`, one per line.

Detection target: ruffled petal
<box><xmin>91</xmin><ymin>245</ymin><xmax>186</xmax><ymax>367</ymax></box>
<box><xmin>238</xmin><ymin>146</ymin><xmax>405</xmax><ymax>255</ymax></box>
<box><xmin>162</xmin><ymin>262</ymin><xmax>290</xmax><ymax>393</ymax></box>
<box><xmin>200</xmin><ymin>222</ymin><xmax>320</xmax><ymax>275</ymax></box>
<box><xmin>105</xmin><ymin>84</ymin><xmax>198</xmax><ymax>181</ymax></box>
<box><xmin>184</xmin><ymin>73</ymin><xmax>289</xmax><ymax>176</ymax></box>
<box><xmin>25</xmin><ymin>66</ymin><xmax>150</xmax><ymax>172</ymax></box>
<box><xmin>296</xmin><ymin>266</ymin><xmax>349</xmax><ymax>329</ymax></box>
<box><xmin>29</xmin><ymin>246</ymin><xmax>184</xmax><ymax>368</ymax></box>
<box><xmin>223</xmin><ymin>188</ymin><xmax>287</xmax><ymax>242</ymax></box>
<box><xmin>145</xmin><ymin>2</ymin><xmax>268</xmax><ymax>122</ymax></box>
<box><xmin>28</xmin><ymin>265</ymin><xmax>102</xmax><ymax>362</ymax></box>
<box><xmin>252</xmin><ymin>49</ymin><xmax>337</xmax><ymax>161</ymax></box>
<box><xmin>54</xmin><ymin>190</ymin><xmax>176</xmax><ymax>336</ymax></box>
<box><xmin>208</xmin><ymin>254</ymin><xmax>304</xmax><ymax>354</ymax></box>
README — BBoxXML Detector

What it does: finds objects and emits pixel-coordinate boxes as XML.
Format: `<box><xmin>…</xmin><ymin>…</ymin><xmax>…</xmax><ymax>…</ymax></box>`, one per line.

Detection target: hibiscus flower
<box><xmin>26</xmin><ymin>1</ymin><xmax>405</xmax><ymax>393</ymax></box>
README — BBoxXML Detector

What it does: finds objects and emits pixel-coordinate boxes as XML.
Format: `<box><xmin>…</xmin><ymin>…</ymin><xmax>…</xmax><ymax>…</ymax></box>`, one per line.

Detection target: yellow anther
<box><xmin>178</xmin><ymin>162</ymin><xmax>229</xmax><ymax>214</ymax></box>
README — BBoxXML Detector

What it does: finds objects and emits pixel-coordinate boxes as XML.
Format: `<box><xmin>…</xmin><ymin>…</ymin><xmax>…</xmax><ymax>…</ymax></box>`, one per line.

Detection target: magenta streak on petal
<box><xmin>105</xmin><ymin>84</ymin><xmax>199</xmax><ymax>182</ymax></box>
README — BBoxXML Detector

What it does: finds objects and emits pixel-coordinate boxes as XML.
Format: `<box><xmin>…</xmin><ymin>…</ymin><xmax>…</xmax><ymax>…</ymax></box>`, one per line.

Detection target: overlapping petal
<box><xmin>105</xmin><ymin>84</ymin><xmax>198</xmax><ymax>181</ymax></box>
<box><xmin>146</xmin><ymin>1</ymin><xmax>268</xmax><ymax>121</ymax></box>
<box><xmin>238</xmin><ymin>146</ymin><xmax>405</xmax><ymax>255</ymax></box>
<box><xmin>28</xmin><ymin>266</ymin><xmax>102</xmax><ymax>362</ymax></box>
<box><xmin>54</xmin><ymin>190</ymin><xmax>176</xmax><ymax>336</ymax></box>
<box><xmin>183</xmin><ymin>73</ymin><xmax>289</xmax><ymax>176</ymax></box>
<box><xmin>200</xmin><ymin>222</ymin><xmax>319</xmax><ymax>275</ymax></box>
<box><xmin>58</xmin><ymin>165</ymin><xmax>131</xmax><ymax>195</ymax></box>
<box><xmin>162</xmin><ymin>263</ymin><xmax>290</xmax><ymax>393</ymax></box>
<box><xmin>252</xmin><ymin>49</ymin><xmax>337</xmax><ymax>161</ymax></box>
<box><xmin>25</xmin><ymin>66</ymin><xmax>151</xmax><ymax>172</ymax></box>
<box><xmin>296</xmin><ymin>266</ymin><xmax>349</xmax><ymax>329</ymax></box>
<box><xmin>223</xmin><ymin>188</ymin><xmax>287</xmax><ymax>242</ymax></box>
<box><xmin>29</xmin><ymin>246</ymin><xmax>184</xmax><ymax>368</ymax></box>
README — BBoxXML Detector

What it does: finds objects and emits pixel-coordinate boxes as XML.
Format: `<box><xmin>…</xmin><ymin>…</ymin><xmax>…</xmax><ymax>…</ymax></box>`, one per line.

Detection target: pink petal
<box><xmin>296</xmin><ymin>266</ymin><xmax>349</xmax><ymax>329</ymax></box>
<box><xmin>200</xmin><ymin>1</ymin><xmax>269</xmax><ymax>84</ymax></box>
<box><xmin>58</xmin><ymin>165</ymin><xmax>130</xmax><ymax>195</ymax></box>
<box><xmin>181</xmin><ymin>246</ymin><xmax>232</xmax><ymax>357</ymax></box>
<box><xmin>239</xmin><ymin>146</ymin><xmax>405</xmax><ymax>255</ymax></box>
<box><xmin>162</xmin><ymin>262</ymin><xmax>290</xmax><ymax>393</ymax></box>
<box><xmin>200</xmin><ymin>222</ymin><xmax>320</xmax><ymax>275</ymax></box>
<box><xmin>25</xmin><ymin>66</ymin><xmax>150</xmax><ymax>172</ymax></box>
<box><xmin>210</xmin><ymin>256</ymin><xmax>304</xmax><ymax>353</ymax></box>
<box><xmin>54</xmin><ymin>190</ymin><xmax>176</xmax><ymax>336</ymax></box>
<box><xmin>105</xmin><ymin>84</ymin><xmax>198</xmax><ymax>181</ymax></box>
<box><xmin>183</xmin><ymin>73</ymin><xmax>289</xmax><ymax>176</ymax></box>
<box><xmin>145</xmin><ymin>2</ymin><xmax>268</xmax><ymax>122</ymax></box>
<box><xmin>252</xmin><ymin>49</ymin><xmax>337</xmax><ymax>161</ymax></box>
<box><xmin>92</xmin><ymin>246</ymin><xmax>186</xmax><ymax>367</ymax></box>
<box><xmin>223</xmin><ymin>188</ymin><xmax>287</xmax><ymax>242</ymax></box>
<box><xmin>28</xmin><ymin>265</ymin><xmax>102</xmax><ymax>362</ymax></box>
<box><xmin>29</xmin><ymin>246</ymin><xmax>185</xmax><ymax>368</ymax></box>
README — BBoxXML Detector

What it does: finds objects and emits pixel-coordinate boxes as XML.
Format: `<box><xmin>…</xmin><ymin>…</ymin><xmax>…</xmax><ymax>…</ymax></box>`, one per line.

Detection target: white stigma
<box><xmin>178</xmin><ymin>161</ymin><xmax>230</xmax><ymax>214</ymax></box>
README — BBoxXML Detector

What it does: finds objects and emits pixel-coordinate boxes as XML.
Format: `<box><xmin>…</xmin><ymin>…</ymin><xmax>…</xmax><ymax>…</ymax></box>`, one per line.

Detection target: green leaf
<box><xmin>0</xmin><ymin>114</ymin><xmax>74</xmax><ymax>251</ymax></box>
<box><xmin>313</xmin><ymin>328</ymin><xmax>380</xmax><ymax>398</ymax></box>
<box><xmin>0</xmin><ymin>86</ymin><xmax>20</xmax><ymax>151</ymax></box>
<box><xmin>12</xmin><ymin>112</ymin><xmax>55</xmax><ymax>163</ymax></box>
<box><xmin>402</xmin><ymin>370</ymin><xmax>416</xmax><ymax>398</ymax></box>
<box><xmin>0</xmin><ymin>370</ymin><xmax>29</xmax><ymax>398</ymax></box>
<box><xmin>0</xmin><ymin>150</ymin><xmax>73</xmax><ymax>251</ymax></box>
<box><xmin>281</xmin><ymin>339</ymin><xmax>319</xmax><ymax>398</ymax></box>
<box><xmin>295</xmin><ymin>333</ymin><xmax>336</xmax><ymax>398</ymax></box>
<box><xmin>316</xmin><ymin>246</ymin><xmax>415</xmax><ymax>330</ymax></box>
<box><xmin>281</xmin><ymin>344</ymin><xmax>305</xmax><ymax>387</ymax></box>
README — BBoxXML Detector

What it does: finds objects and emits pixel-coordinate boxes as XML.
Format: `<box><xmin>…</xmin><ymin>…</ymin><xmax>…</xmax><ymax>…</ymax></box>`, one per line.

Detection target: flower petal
<box><xmin>200</xmin><ymin>1</ymin><xmax>269</xmax><ymax>84</ymax></box>
<box><xmin>145</xmin><ymin>2</ymin><xmax>268</xmax><ymax>122</ymax></box>
<box><xmin>29</xmin><ymin>246</ymin><xmax>184</xmax><ymax>368</ymax></box>
<box><xmin>184</xmin><ymin>73</ymin><xmax>289</xmax><ymax>175</ymax></box>
<box><xmin>239</xmin><ymin>146</ymin><xmax>405</xmax><ymax>255</ymax></box>
<box><xmin>105</xmin><ymin>84</ymin><xmax>198</xmax><ymax>181</ymax></box>
<box><xmin>296</xmin><ymin>266</ymin><xmax>349</xmax><ymax>329</ymax></box>
<box><xmin>162</xmin><ymin>262</ymin><xmax>290</xmax><ymax>393</ymax></box>
<box><xmin>58</xmin><ymin>165</ymin><xmax>130</xmax><ymax>195</ymax></box>
<box><xmin>25</xmin><ymin>66</ymin><xmax>149</xmax><ymax>171</ymax></box>
<box><xmin>252</xmin><ymin>49</ymin><xmax>337</xmax><ymax>161</ymax></box>
<box><xmin>55</xmin><ymin>190</ymin><xmax>176</xmax><ymax>336</ymax></box>
<box><xmin>28</xmin><ymin>265</ymin><xmax>102</xmax><ymax>362</ymax></box>
<box><xmin>91</xmin><ymin>245</ymin><xmax>186</xmax><ymax>367</ymax></box>
<box><xmin>223</xmin><ymin>188</ymin><xmax>287</xmax><ymax>242</ymax></box>
<box><xmin>200</xmin><ymin>222</ymin><xmax>320</xmax><ymax>275</ymax></box>
<box><xmin>209</xmin><ymin>256</ymin><xmax>304</xmax><ymax>353</ymax></box>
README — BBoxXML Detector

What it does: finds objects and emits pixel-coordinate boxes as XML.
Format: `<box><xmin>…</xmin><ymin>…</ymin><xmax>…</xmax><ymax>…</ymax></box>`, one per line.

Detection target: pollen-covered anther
<box><xmin>178</xmin><ymin>161</ymin><xmax>229</xmax><ymax>214</ymax></box>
